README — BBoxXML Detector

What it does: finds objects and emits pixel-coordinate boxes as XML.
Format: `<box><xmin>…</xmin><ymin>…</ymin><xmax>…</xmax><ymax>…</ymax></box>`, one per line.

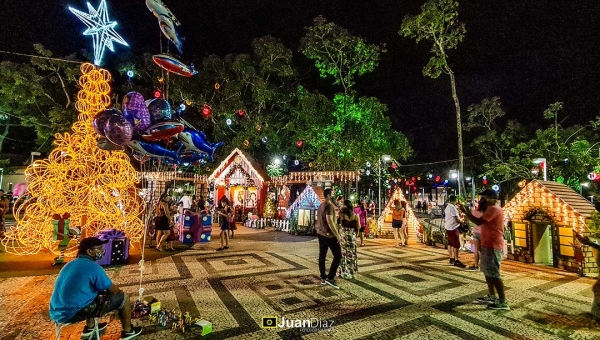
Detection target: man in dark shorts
<box><xmin>315</xmin><ymin>188</ymin><xmax>343</xmax><ymax>289</ymax></box>
<box><xmin>50</xmin><ymin>237</ymin><xmax>142</xmax><ymax>339</ymax></box>
<box><xmin>444</xmin><ymin>195</ymin><xmax>466</xmax><ymax>268</ymax></box>
<box><xmin>461</xmin><ymin>189</ymin><xmax>510</xmax><ymax>310</ymax></box>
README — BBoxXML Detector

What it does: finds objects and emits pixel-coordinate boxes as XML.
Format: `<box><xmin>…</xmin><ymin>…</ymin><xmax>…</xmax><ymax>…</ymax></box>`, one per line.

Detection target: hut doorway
<box><xmin>532</xmin><ymin>223</ymin><xmax>553</xmax><ymax>265</ymax></box>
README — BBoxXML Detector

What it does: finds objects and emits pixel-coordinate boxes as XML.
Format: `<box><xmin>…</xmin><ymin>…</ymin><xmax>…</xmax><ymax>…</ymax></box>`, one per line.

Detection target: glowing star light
<box><xmin>69</xmin><ymin>0</ymin><xmax>129</xmax><ymax>65</ymax></box>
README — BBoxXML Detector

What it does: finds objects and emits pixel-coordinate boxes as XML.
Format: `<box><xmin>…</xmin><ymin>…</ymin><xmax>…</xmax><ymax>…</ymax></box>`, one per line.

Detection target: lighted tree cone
<box><xmin>1</xmin><ymin>63</ymin><xmax>144</xmax><ymax>256</ymax></box>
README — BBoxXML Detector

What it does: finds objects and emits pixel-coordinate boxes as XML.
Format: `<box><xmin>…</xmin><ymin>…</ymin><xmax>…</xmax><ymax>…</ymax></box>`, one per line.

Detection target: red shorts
<box><xmin>446</xmin><ymin>229</ymin><xmax>461</xmax><ymax>248</ymax></box>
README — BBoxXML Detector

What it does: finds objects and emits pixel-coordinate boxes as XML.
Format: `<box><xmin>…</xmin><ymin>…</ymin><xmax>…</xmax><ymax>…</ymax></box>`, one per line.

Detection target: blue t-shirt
<box><xmin>49</xmin><ymin>255</ymin><xmax>113</xmax><ymax>323</ymax></box>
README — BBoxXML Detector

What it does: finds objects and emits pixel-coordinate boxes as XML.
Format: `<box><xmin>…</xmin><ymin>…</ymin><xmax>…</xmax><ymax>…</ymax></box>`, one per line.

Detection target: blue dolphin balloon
<box><xmin>177</xmin><ymin>128</ymin><xmax>223</xmax><ymax>162</ymax></box>
<box><xmin>128</xmin><ymin>140</ymin><xmax>179</xmax><ymax>161</ymax></box>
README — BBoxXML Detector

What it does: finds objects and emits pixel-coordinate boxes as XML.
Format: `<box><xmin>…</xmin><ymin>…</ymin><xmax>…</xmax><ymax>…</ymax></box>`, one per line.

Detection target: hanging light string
<box><xmin>0</xmin><ymin>50</ymin><xmax>84</xmax><ymax>64</ymax></box>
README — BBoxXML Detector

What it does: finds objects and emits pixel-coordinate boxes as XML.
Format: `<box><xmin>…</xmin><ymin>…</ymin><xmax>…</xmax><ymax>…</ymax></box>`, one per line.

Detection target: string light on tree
<box><xmin>1</xmin><ymin>63</ymin><xmax>144</xmax><ymax>255</ymax></box>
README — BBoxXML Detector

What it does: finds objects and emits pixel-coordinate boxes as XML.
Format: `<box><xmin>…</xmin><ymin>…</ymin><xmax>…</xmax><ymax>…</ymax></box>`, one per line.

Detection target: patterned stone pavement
<box><xmin>1</xmin><ymin>226</ymin><xmax>599</xmax><ymax>340</ymax></box>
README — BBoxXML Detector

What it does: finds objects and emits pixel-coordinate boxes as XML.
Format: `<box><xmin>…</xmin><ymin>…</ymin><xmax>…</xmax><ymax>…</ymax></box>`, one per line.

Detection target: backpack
<box><xmin>315</xmin><ymin>202</ymin><xmax>334</xmax><ymax>237</ymax></box>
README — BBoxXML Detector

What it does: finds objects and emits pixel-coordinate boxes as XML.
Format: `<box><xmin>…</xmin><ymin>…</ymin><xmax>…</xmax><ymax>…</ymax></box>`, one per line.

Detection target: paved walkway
<box><xmin>1</xmin><ymin>226</ymin><xmax>599</xmax><ymax>339</ymax></box>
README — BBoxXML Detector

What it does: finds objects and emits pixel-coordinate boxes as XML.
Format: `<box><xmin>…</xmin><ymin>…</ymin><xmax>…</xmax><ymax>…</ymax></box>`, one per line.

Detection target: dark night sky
<box><xmin>3</xmin><ymin>1</ymin><xmax>600</xmax><ymax>163</ymax></box>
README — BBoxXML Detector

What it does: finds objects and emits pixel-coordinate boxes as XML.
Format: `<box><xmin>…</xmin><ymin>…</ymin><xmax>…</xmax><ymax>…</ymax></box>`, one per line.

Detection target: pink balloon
<box><xmin>13</xmin><ymin>183</ymin><xmax>27</xmax><ymax>197</ymax></box>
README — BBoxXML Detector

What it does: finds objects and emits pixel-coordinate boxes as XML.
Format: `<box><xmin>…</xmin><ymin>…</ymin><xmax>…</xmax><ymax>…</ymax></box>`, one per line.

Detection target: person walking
<box><xmin>216</xmin><ymin>198</ymin><xmax>232</xmax><ymax>251</ymax></box>
<box><xmin>460</xmin><ymin>189</ymin><xmax>510</xmax><ymax>310</ymax></box>
<box><xmin>391</xmin><ymin>199</ymin><xmax>406</xmax><ymax>247</ymax></box>
<box><xmin>445</xmin><ymin>195</ymin><xmax>466</xmax><ymax>268</ymax></box>
<box><xmin>315</xmin><ymin>189</ymin><xmax>343</xmax><ymax>289</ymax></box>
<box><xmin>154</xmin><ymin>201</ymin><xmax>172</xmax><ymax>251</ymax></box>
<box><xmin>400</xmin><ymin>200</ymin><xmax>409</xmax><ymax>246</ymax></box>
<box><xmin>338</xmin><ymin>200</ymin><xmax>360</xmax><ymax>279</ymax></box>
<box><xmin>354</xmin><ymin>201</ymin><xmax>367</xmax><ymax>246</ymax></box>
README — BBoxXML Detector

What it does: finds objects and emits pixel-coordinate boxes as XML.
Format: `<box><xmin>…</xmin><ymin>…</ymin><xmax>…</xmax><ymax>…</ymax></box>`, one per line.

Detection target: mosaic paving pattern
<box><xmin>1</xmin><ymin>227</ymin><xmax>599</xmax><ymax>340</ymax></box>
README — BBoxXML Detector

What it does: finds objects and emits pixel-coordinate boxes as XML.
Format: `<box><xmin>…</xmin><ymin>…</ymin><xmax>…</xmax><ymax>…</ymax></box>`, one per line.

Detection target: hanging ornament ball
<box><xmin>353</xmin><ymin>158</ymin><xmax>359</xmax><ymax>163</ymax></box>
<box><xmin>308</xmin><ymin>162</ymin><xmax>313</xmax><ymax>168</ymax></box>
<box><xmin>153</xmin><ymin>89</ymin><xmax>162</xmax><ymax>99</ymax></box>
<box><xmin>226</xmin><ymin>118</ymin><xmax>232</xmax><ymax>126</ymax></box>
<box><xmin>294</xmin><ymin>160</ymin><xmax>300</xmax><ymax>166</ymax></box>
<box><xmin>296</xmin><ymin>140</ymin><xmax>303</xmax><ymax>148</ymax></box>
<box><xmin>185</xmin><ymin>99</ymin><xmax>192</xmax><ymax>106</ymax></box>
<box><xmin>255</xmin><ymin>124</ymin><xmax>262</xmax><ymax>132</ymax></box>
<box><xmin>262</xmin><ymin>136</ymin><xmax>268</xmax><ymax>144</ymax></box>
<box><xmin>391</xmin><ymin>163</ymin><xmax>398</xmax><ymax>170</ymax></box>
<box><xmin>243</xmin><ymin>140</ymin><xmax>250</xmax><ymax>148</ymax></box>
<box><xmin>237</xmin><ymin>109</ymin><xmax>245</xmax><ymax>116</ymax></box>
<box><xmin>214</xmin><ymin>83</ymin><xmax>220</xmax><ymax>90</ymax></box>
<box><xmin>202</xmin><ymin>104</ymin><xmax>212</xmax><ymax>117</ymax></box>
<box><xmin>158</xmin><ymin>77</ymin><xmax>164</xmax><ymax>84</ymax></box>
<box><xmin>127</xmin><ymin>70</ymin><xmax>134</xmax><ymax>78</ymax></box>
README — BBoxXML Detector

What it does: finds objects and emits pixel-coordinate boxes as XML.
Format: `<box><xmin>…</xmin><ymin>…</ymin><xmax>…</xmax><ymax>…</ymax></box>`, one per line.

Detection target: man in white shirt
<box><xmin>444</xmin><ymin>195</ymin><xmax>466</xmax><ymax>268</ymax></box>
<box><xmin>179</xmin><ymin>192</ymin><xmax>193</xmax><ymax>210</ymax></box>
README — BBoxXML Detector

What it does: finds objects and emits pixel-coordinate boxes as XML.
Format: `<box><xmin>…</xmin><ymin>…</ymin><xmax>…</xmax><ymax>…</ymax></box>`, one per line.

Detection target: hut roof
<box><xmin>208</xmin><ymin>148</ymin><xmax>270</xmax><ymax>185</ymax></box>
<box><xmin>285</xmin><ymin>185</ymin><xmax>325</xmax><ymax>218</ymax></box>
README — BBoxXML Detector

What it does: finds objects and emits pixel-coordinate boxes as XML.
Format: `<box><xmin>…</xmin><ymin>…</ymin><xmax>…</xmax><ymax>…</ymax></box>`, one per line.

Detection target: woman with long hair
<box><xmin>392</xmin><ymin>199</ymin><xmax>407</xmax><ymax>247</ymax></box>
<box><xmin>337</xmin><ymin>200</ymin><xmax>360</xmax><ymax>280</ymax></box>
<box><xmin>216</xmin><ymin>197</ymin><xmax>232</xmax><ymax>251</ymax></box>
<box><xmin>400</xmin><ymin>200</ymin><xmax>409</xmax><ymax>246</ymax></box>
<box><xmin>354</xmin><ymin>201</ymin><xmax>368</xmax><ymax>246</ymax></box>
<box><xmin>154</xmin><ymin>200</ymin><xmax>173</xmax><ymax>251</ymax></box>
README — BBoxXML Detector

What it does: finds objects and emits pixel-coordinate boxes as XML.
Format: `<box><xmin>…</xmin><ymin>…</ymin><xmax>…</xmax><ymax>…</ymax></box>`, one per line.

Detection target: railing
<box><xmin>245</xmin><ymin>218</ymin><xmax>290</xmax><ymax>232</ymax></box>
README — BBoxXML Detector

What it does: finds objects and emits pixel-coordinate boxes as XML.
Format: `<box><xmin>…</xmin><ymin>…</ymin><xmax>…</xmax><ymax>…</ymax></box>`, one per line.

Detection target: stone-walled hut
<box><xmin>504</xmin><ymin>180</ymin><xmax>597</xmax><ymax>274</ymax></box>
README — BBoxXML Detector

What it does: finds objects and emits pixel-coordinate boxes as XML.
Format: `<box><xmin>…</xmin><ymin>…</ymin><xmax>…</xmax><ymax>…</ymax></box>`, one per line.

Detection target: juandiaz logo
<box><xmin>261</xmin><ymin>316</ymin><xmax>334</xmax><ymax>332</ymax></box>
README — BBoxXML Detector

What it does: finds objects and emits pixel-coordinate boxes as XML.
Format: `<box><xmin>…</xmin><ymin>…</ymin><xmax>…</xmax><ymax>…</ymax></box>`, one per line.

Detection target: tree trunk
<box><xmin>592</xmin><ymin>247</ymin><xmax>600</xmax><ymax>320</ymax></box>
<box><xmin>0</xmin><ymin>124</ymin><xmax>9</xmax><ymax>156</ymax></box>
<box><xmin>447</xmin><ymin>69</ymin><xmax>464</xmax><ymax>196</ymax></box>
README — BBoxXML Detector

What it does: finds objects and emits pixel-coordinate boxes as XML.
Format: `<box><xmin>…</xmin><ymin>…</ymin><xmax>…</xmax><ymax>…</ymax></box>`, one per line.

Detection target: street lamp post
<box><xmin>450</xmin><ymin>169</ymin><xmax>461</xmax><ymax>197</ymax></box>
<box><xmin>580</xmin><ymin>182</ymin><xmax>589</xmax><ymax>196</ymax></box>
<box><xmin>533</xmin><ymin>158</ymin><xmax>547</xmax><ymax>181</ymax></box>
<box><xmin>378</xmin><ymin>155</ymin><xmax>391</xmax><ymax>221</ymax></box>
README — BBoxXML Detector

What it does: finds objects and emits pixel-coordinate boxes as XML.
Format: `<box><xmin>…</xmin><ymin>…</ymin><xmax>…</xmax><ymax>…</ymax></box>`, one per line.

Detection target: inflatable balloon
<box><xmin>146</xmin><ymin>0</ymin><xmax>180</xmax><ymax>26</ymax></box>
<box><xmin>93</xmin><ymin>109</ymin><xmax>116</xmax><ymax>137</ymax></box>
<box><xmin>122</xmin><ymin>92</ymin><xmax>151</xmax><ymax>131</ymax></box>
<box><xmin>158</xmin><ymin>16</ymin><xmax>183</xmax><ymax>54</ymax></box>
<box><xmin>152</xmin><ymin>54</ymin><xmax>197</xmax><ymax>77</ymax></box>
<box><xmin>129</xmin><ymin>140</ymin><xmax>179</xmax><ymax>161</ymax></box>
<box><xmin>147</xmin><ymin>98</ymin><xmax>173</xmax><ymax>123</ymax></box>
<box><xmin>105</xmin><ymin>114</ymin><xmax>134</xmax><ymax>146</ymax></box>
<box><xmin>177</xmin><ymin>128</ymin><xmax>223</xmax><ymax>162</ymax></box>
<box><xmin>141</xmin><ymin>121</ymin><xmax>184</xmax><ymax>142</ymax></box>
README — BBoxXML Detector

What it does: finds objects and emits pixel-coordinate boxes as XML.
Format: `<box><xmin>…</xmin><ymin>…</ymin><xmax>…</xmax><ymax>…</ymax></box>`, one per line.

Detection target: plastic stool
<box><xmin>54</xmin><ymin>317</ymin><xmax>100</xmax><ymax>339</ymax></box>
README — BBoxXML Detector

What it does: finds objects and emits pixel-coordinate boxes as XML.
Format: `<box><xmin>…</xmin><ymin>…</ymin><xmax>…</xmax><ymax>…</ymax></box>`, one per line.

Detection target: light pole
<box><xmin>378</xmin><ymin>155</ymin><xmax>391</xmax><ymax>219</ymax></box>
<box><xmin>533</xmin><ymin>158</ymin><xmax>547</xmax><ymax>181</ymax></box>
<box><xmin>581</xmin><ymin>182</ymin><xmax>589</xmax><ymax>196</ymax></box>
<box><xmin>450</xmin><ymin>169</ymin><xmax>461</xmax><ymax>197</ymax></box>
<box><xmin>30</xmin><ymin>151</ymin><xmax>41</xmax><ymax>165</ymax></box>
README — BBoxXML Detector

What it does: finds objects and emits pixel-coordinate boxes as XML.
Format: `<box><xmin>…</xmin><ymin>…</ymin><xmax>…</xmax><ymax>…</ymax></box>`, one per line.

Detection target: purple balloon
<box><xmin>123</xmin><ymin>92</ymin><xmax>151</xmax><ymax>132</ymax></box>
<box><xmin>147</xmin><ymin>99</ymin><xmax>173</xmax><ymax>123</ymax></box>
<box><xmin>93</xmin><ymin>109</ymin><xmax>117</xmax><ymax>137</ymax></box>
<box><xmin>105</xmin><ymin>114</ymin><xmax>133</xmax><ymax>146</ymax></box>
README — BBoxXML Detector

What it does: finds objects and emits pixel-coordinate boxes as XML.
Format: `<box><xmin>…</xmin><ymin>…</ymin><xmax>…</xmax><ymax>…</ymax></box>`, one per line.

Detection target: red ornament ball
<box><xmin>296</xmin><ymin>140</ymin><xmax>303</xmax><ymax>148</ymax></box>
<box><xmin>391</xmin><ymin>163</ymin><xmax>397</xmax><ymax>170</ymax></box>
<box><xmin>202</xmin><ymin>104</ymin><xmax>212</xmax><ymax>117</ymax></box>
<box><xmin>237</xmin><ymin>109</ymin><xmax>245</xmax><ymax>116</ymax></box>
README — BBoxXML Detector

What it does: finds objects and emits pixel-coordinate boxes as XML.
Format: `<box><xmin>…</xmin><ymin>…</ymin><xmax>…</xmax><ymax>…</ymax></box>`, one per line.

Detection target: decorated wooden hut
<box><xmin>504</xmin><ymin>180</ymin><xmax>597</xmax><ymax>274</ymax></box>
<box><xmin>285</xmin><ymin>185</ymin><xmax>326</xmax><ymax>234</ymax></box>
<box><xmin>378</xmin><ymin>188</ymin><xmax>422</xmax><ymax>240</ymax></box>
<box><xmin>207</xmin><ymin>148</ymin><xmax>270</xmax><ymax>215</ymax></box>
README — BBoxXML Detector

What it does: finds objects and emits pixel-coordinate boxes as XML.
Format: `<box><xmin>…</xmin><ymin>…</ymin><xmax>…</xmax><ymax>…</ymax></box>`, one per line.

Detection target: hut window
<box><xmin>558</xmin><ymin>226</ymin><xmax>575</xmax><ymax>257</ymax></box>
<box><xmin>514</xmin><ymin>222</ymin><xmax>527</xmax><ymax>248</ymax></box>
<box><xmin>298</xmin><ymin>209</ymin><xmax>311</xmax><ymax>227</ymax></box>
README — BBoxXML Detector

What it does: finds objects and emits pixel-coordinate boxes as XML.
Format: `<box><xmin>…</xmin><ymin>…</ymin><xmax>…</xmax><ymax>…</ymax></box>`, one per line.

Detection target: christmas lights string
<box><xmin>1</xmin><ymin>63</ymin><xmax>145</xmax><ymax>255</ymax></box>
<box><xmin>0</xmin><ymin>50</ymin><xmax>84</xmax><ymax>64</ymax></box>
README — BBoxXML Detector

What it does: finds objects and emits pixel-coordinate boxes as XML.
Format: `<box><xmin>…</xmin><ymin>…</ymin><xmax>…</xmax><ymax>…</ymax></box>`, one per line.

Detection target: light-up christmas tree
<box><xmin>1</xmin><ymin>63</ymin><xmax>144</xmax><ymax>255</ymax></box>
<box><xmin>263</xmin><ymin>197</ymin><xmax>276</xmax><ymax>219</ymax></box>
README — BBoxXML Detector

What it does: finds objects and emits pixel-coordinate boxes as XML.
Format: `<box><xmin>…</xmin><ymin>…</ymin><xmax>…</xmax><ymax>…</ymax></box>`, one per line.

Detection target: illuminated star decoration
<box><xmin>69</xmin><ymin>0</ymin><xmax>129</xmax><ymax>65</ymax></box>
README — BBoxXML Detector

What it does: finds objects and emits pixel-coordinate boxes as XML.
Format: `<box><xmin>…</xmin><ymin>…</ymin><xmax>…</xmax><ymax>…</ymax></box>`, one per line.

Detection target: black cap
<box><xmin>78</xmin><ymin>237</ymin><xmax>108</xmax><ymax>253</ymax></box>
<box><xmin>480</xmin><ymin>189</ymin><xmax>499</xmax><ymax>199</ymax></box>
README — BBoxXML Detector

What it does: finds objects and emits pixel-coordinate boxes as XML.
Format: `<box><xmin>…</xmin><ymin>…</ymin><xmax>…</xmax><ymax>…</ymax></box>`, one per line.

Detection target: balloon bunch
<box><xmin>94</xmin><ymin>91</ymin><xmax>223</xmax><ymax>164</ymax></box>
